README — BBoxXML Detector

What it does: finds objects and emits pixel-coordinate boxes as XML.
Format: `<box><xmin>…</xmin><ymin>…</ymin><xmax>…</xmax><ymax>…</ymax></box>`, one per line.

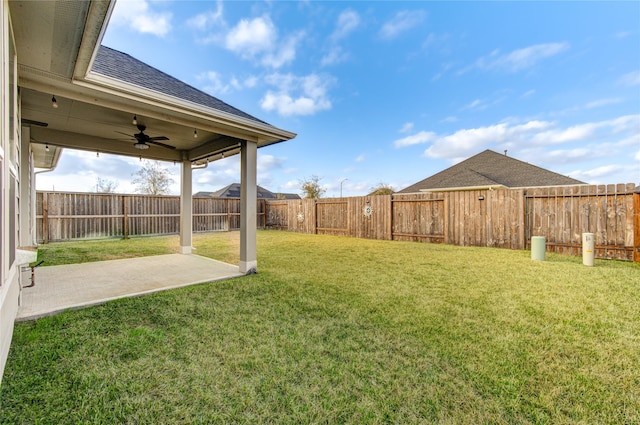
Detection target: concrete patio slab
<box><xmin>17</xmin><ymin>254</ymin><xmax>243</xmax><ymax>321</ymax></box>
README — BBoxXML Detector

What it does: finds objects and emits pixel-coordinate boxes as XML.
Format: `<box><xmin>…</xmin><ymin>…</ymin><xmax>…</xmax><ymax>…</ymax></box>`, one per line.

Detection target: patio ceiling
<box><xmin>10</xmin><ymin>0</ymin><xmax>295</xmax><ymax>168</ymax></box>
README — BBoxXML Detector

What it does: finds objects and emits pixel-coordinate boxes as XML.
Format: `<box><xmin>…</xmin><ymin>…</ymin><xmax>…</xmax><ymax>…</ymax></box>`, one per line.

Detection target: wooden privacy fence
<box><xmin>36</xmin><ymin>192</ymin><xmax>266</xmax><ymax>243</ymax></box>
<box><xmin>266</xmin><ymin>183</ymin><xmax>639</xmax><ymax>262</ymax></box>
<box><xmin>36</xmin><ymin>184</ymin><xmax>639</xmax><ymax>261</ymax></box>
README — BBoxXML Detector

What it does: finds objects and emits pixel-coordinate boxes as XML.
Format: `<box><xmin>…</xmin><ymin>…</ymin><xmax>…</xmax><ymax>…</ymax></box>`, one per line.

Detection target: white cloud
<box><xmin>441</xmin><ymin>116</ymin><xmax>458</xmax><ymax>123</ymax></box>
<box><xmin>460</xmin><ymin>42</ymin><xmax>569</xmax><ymax>74</ymax></box>
<box><xmin>322</xmin><ymin>10</ymin><xmax>360</xmax><ymax>67</ymax></box>
<box><xmin>399</xmin><ymin>122</ymin><xmax>414</xmax><ymax>133</ymax></box>
<box><xmin>521</xmin><ymin>89</ymin><xmax>536</xmax><ymax>98</ymax></box>
<box><xmin>530</xmin><ymin>115</ymin><xmax>639</xmax><ymax>145</ymax></box>
<box><xmin>422</xmin><ymin>32</ymin><xmax>452</xmax><ymax>55</ymax></box>
<box><xmin>393</xmin><ymin>131</ymin><xmax>437</xmax><ymax>148</ymax></box>
<box><xmin>186</xmin><ymin>1</ymin><xmax>224</xmax><ymax>30</ymax></box>
<box><xmin>569</xmin><ymin>165</ymin><xmax>624</xmax><ymax>179</ymax></box>
<box><xmin>261</xmin><ymin>32</ymin><xmax>304</xmax><ymax>68</ymax></box>
<box><xmin>331</xmin><ymin>9</ymin><xmax>360</xmax><ymax>41</ymax></box>
<box><xmin>282</xmin><ymin>180</ymin><xmax>300</xmax><ymax>191</ymax></box>
<box><xmin>224</xmin><ymin>15</ymin><xmax>302</xmax><ymax>69</ymax></box>
<box><xmin>258</xmin><ymin>154</ymin><xmax>286</xmax><ymax>172</ymax></box>
<box><xmin>355</xmin><ymin>154</ymin><xmax>366</xmax><ymax>163</ymax></box>
<box><xmin>619</xmin><ymin>70</ymin><xmax>640</xmax><ymax>86</ymax></box>
<box><xmin>460</xmin><ymin>96</ymin><xmax>505</xmax><ymax>112</ymax></box>
<box><xmin>260</xmin><ymin>73</ymin><xmax>334</xmax><ymax>116</ymax></box>
<box><xmin>109</xmin><ymin>0</ymin><xmax>172</xmax><ymax>37</ymax></box>
<box><xmin>321</xmin><ymin>46</ymin><xmax>349</xmax><ymax>66</ymax></box>
<box><xmin>225</xmin><ymin>16</ymin><xmax>276</xmax><ymax>57</ymax></box>
<box><xmin>585</xmin><ymin>98</ymin><xmax>623</xmax><ymax>109</ymax></box>
<box><xmin>379</xmin><ymin>10</ymin><xmax>426</xmax><ymax>39</ymax></box>
<box><xmin>197</xmin><ymin>71</ymin><xmax>231</xmax><ymax>96</ymax></box>
<box><xmin>399</xmin><ymin>114</ymin><xmax>639</xmax><ymax>163</ymax></box>
<box><xmin>462</xmin><ymin>99</ymin><xmax>482</xmax><ymax>110</ymax></box>
<box><xmin>635</xmin><ymin>150</ymin><xmax>640</xmax><ymax>161</ymax></box>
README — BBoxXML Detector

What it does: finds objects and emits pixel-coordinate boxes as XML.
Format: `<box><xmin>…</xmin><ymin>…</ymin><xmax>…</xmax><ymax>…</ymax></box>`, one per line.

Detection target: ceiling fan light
<box><xmin>134</xmin><ymin>142</ymin><xmax>149</xmax><ymax>150</ymax></box>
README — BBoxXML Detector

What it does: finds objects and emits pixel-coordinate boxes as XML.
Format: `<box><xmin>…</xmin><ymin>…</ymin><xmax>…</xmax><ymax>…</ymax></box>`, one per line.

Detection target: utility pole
<box><xmin>340</xmin><ymin>178</ymin><xmax>348</xmax><ymax>198</ymax></box>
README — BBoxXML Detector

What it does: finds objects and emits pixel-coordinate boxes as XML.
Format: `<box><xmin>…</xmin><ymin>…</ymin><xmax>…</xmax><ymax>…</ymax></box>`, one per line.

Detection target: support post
<box><xmin>179</xmin><ymin>160</ymin><xmax>192</xmax><ymax>254</ymax></box>
<box><xmin>240</xmin><ymin>140</ymin><xmax>257</xmax><ymax>274</ymax></box>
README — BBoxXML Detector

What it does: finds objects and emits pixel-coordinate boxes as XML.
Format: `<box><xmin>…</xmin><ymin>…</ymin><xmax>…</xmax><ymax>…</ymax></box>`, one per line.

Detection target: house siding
<box><xmin>1</xmin><ymin>1</ymin><xmax>22</xmax><ymax>385</ymax></box>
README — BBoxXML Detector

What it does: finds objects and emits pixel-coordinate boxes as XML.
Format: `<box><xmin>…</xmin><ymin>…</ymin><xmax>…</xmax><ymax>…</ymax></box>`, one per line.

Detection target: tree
<box><xmin>95</xmin><ymin>177</ymin><xmax>118</xmax><ymax>193</ymax></box>
<box><xmin>300</xmin><ymin>175</ymin><xmax>326</xmax><ymax>199</ymax></box>
<box><xmin>132</xmin><ymin>160</ymin><xmax>174</xmax><ymax>195</ymax></box>
<box><xmin>368</xmin><ymin>183</ymin><xmax>394</xmax><ymax>196</ymax></box>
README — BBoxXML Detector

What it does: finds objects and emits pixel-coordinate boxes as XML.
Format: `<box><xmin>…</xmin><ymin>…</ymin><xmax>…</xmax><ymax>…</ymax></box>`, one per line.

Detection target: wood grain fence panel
<box><xmin>36</xmin><ymin>192</ymin><xmax>264</xmax><ymax>242</ymax></box>
<box><xmin>524</xmin><ymin>184</ymin><xmax>635</xmax><ymax>261</ymax></box>
<box><xmin>391</xmin><ymin>193</ymin><xmax>445</xmax><ymax>243</ymax></box>
<box><xmin>286</xmin><ymin>199</ymin><xmax>316</xmax><ymax>234</ymax></box>
<box><xmin>265</xmin><ymin>200</ymin><xmax>289</xmax><ymax>229</ymax></box>
<box><xmin>317</xmin><ymin>199</ymin><xmax>347</xmax><ymax>236</ymax></box>
<box><xmin>348</xmin><ymin>195</ymin><xmax>392</xmax><ymax>240</ymax></box>
<box><xmin>36</xmin><ymin>186</ymin><xmax>636</xmax><ymax>261</ymax></box>
<box><xmin>635</xmin><ymin>191</ymin><xmax>640</xmax><ymax>262</ymax></box>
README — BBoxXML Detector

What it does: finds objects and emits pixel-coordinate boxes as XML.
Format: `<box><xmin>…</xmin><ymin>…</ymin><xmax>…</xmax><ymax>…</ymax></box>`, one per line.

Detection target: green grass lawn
<box><xmin>2</xmin><ymin>231</ymin><xmax>639</xmax><ymax>424</ymax></box>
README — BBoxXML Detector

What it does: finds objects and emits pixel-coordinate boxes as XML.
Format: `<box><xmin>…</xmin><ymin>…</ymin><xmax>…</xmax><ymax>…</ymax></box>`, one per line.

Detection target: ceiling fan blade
<box><xmin>148</xmin><ymin>136</ymin><xmax>170</xmax><ymax>141</ymax></box>
<box><xmin>23</xmin><ymin>118</ymin><xmax>49</xmax><ymax>127</ymax></box>
<box><xmin>115</xmin><ymin>131</ymin><xmax>135</xmax><ymax>138</ymax></box>
<box><xmin>147</xmin><ymin>140</ymin><xmax>176</xmax><ymax>150</ymax></box>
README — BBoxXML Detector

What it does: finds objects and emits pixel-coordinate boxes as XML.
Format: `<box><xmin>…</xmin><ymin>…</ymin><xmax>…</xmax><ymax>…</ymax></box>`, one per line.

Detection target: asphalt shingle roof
<box><xmin>398</xmin><ymin>150</ymin><xmax>585</xmax><ymax>193</ymax></box>
<box><xmin>195</xmin><ymin>183</ymin><xmax>300</xmax><ymax>200</ymax></box>
<box><xmin>92</xmin><ymin>46</ymin><xmax>268</xmax><ymax>125</ymax></box>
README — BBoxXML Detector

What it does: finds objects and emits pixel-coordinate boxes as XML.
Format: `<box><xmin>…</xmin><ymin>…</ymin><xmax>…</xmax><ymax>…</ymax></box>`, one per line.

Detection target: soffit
<box><xmin>11</xmin><ymin>0</ymin><xmax>295</xmax><ymax>168</ymax></box>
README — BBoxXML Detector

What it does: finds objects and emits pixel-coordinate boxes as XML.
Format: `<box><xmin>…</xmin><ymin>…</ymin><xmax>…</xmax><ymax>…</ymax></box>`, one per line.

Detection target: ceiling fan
<box><xmin>116</xmin><ymin>124</ymin><xmax>175</xmax><ymax>150</ymax></box>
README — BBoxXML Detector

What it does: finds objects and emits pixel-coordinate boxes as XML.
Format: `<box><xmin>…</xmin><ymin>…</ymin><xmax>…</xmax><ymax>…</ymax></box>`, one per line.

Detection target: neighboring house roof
<box><xmin>276</xmin><ymin>193</ymin><xmax>302</xmax><ymax>200</ymax></box>
<box><xmin>195</xmin><ymin>184</ymin><xmax>300</xmax><ymax>199</ymax></box>
<box><xmin>92</xmin><ymin>46</ymin><xmax>268</xmax><ymax>125</ymax></box>
<box><xmin>398</xmin><ymin>150</ymin><xmax>585</xmax><ymax>193</ymax></box>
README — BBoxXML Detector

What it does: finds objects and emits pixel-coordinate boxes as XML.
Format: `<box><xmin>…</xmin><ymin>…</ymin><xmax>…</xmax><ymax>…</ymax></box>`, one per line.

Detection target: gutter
<box><xmin>420</xmin><ymin>185</ymin><xmax>507</xmax><ymax>192</ymax></box>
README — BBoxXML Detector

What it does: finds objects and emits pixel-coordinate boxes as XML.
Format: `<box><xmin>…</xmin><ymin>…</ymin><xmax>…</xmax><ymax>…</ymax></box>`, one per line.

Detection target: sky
<box><xmin>36</xmin><ymin>0</ymin><xmax>640</xmax><ymax>197</ymax></box>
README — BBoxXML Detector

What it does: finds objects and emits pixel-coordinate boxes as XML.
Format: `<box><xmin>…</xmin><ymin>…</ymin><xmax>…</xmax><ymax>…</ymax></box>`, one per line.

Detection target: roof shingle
<box><xmin>398</xmin><ymin>150</ymin><xmax>585</xmax><ymax>193</ymax></box>
<box><xmin>92</xmin><ymin>46</ymin><xmax>269</xmax><ymax>125</ymax></box>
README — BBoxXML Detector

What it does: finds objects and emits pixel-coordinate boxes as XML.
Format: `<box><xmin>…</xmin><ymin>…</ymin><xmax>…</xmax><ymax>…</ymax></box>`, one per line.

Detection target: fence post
<box><xmin>388</xmin><ymin>195</ymin><xmax>393</xmax><ymax>240</ymax></box>
<box><xmin>122</xmin><ymin>195</ymin><xmax>129</xmax><ymax>239</ymax></box>
<box><xmin>42</xmin><ymin>192</ymin><xmax>49</xmax><ymax>244</ymax></box>
<box><xmin>634</xmin><ymin>190</ymin><xmax>640</xmax><ymax>263</ymax></box>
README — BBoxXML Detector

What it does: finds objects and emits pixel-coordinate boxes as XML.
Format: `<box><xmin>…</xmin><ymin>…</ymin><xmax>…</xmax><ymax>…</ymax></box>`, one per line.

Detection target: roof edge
<box><xmin>74</xmin><ymin>73</ymin><xmax>296</xmax><ymax>142</ymax></box>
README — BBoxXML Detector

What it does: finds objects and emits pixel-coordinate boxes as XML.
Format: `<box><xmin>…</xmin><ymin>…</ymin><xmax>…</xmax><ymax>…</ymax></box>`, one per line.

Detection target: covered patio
<box><xmin>12</xmin><ymin>0</ymin><xmax>295</xmax><ymax>273</ymax></box>
<box><xmin>17</xmin><ymin>254</ymin><xmax>243</xmax><ymax>321</ymax></box>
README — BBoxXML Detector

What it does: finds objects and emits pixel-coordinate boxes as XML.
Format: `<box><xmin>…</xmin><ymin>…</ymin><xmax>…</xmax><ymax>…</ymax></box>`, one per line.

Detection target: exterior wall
<box><xmin>0</xmin><ymin>0</ymin><xmax>22</xmax><ymax>385</ymax></box>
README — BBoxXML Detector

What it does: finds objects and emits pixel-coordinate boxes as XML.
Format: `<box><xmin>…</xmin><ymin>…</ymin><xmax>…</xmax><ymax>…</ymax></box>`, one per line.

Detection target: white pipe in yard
<box><xmin>531</xmin><ymin>236</ymin><xmax>546</xmax><ymax>261</ymax></box>
<box><xmin>582</xmin><ymin>233</ymin><xmax>595</xmax><ymax>266</ymax></box>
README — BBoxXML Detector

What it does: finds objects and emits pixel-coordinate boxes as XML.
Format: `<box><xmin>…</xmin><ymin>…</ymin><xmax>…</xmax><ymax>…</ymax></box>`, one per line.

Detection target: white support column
<box><xmin>19</xmin><ymin>126</ymin><xmax>32</xmax><ymax>247</ymax></box>
<box><xmin>239</xmin><ymin>140</ymin><xmax>257</xmax><ymax>274</ymax></box>
<box><xmin>179</xmin><ymin>160</ymin><xmax>192</xmax><ymax>254</ymax></box>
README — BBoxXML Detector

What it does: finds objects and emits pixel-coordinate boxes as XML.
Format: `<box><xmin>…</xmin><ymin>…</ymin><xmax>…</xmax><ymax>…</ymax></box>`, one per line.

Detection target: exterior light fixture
<box><xmin>51</xmin><ymin>96</ymin><xmax>58</xmax><ymax>108</ymax></box>
<box><xmin>132</xmin><ymin>115</ymin><xmax>137</xmax><ymax>125</ymax></box>
<box><xmin>45</xmin><ymin>144</ymin><xmax>50</xmax><ymax>152</ymax></box>
<box><xmin>193</xmin><ymin>128</ymin><xmax>198</xmax><ymax>138</ymax></box>
<box><xmin>478</xmin><ymin>196</ymin><xmax>485</xmax><ymax>200</ymax></box>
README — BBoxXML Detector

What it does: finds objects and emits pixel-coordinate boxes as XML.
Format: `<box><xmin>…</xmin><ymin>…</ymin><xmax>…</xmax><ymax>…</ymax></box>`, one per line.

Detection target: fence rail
<box><xmin>265</xmin><ymin>184</ymin><xmax>639</xmax><ymax>262</ymax></box>
<box><xmin>36</xmin><ymin>184</ymin><xmax>639</xmax><ymax>262</ymax></box>
<box><xmin>36</xmin><ymin>192</ymin><xmax>266</xmax><ymax>243</ymax></box>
